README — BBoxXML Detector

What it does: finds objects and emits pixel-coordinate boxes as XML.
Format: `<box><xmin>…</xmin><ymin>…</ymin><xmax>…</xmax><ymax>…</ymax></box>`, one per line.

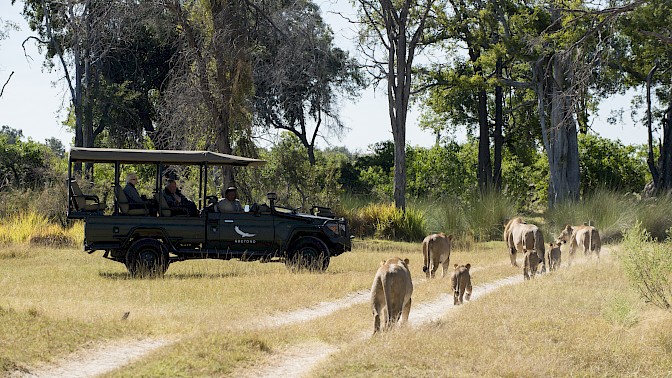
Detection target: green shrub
<box><xmin>619</xmin><ymin>221</ymin><xmax>672</xmax><ymax>311</ymax></box>
<box><xmin>352</xmin><ymin>203</ymin><xmax>426</xmax><ymax>242</ymax></box>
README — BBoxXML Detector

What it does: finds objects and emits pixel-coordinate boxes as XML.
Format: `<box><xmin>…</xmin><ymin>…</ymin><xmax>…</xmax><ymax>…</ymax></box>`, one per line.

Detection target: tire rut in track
<box><xmin>9</xmin><ymin>338</ymin><xmax>171</xmax><ymax>378</ymax></box>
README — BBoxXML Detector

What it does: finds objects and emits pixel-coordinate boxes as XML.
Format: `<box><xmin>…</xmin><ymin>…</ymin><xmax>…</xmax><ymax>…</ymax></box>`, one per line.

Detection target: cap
<box><xmin>225</xmin><ymin>186</ymin><xmax>237</xmax><ymax>194</ymax></box>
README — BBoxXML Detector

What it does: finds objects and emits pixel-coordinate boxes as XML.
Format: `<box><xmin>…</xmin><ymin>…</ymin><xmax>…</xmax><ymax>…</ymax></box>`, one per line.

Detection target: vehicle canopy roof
<box><xmin>69</xmin><ymin>147</ymin><xmax>266</xmax><ymax>166</ymax></box>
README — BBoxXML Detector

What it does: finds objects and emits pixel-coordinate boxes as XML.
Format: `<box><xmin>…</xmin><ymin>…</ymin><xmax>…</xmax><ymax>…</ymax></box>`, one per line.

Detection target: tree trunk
<box><xmin>493</xmin><ymin>57</ymin><xmax>504</xmax><ymax>191</ymax></box>
<box><xmin>477</xmin><ymin>87</ymin><xmax>492</xmax><ymax>193</ymax></box>
<box><xmin>469</xmin><ymin>47</ymin><xmax>492</xmax><ymax>194</ymax></box>
<box><xmin>646</xmin><ymin>65</ymin><xmax>660</xmax><ymax>188</ymax></box>
<box><xmin>536</xmin><ymin>53</ymin><xmax>580</xmax><ymax>207</ymax></box>
<box><xmin>659</xmin><ymin>102</ymin><xmax>672</xmax><ymax>192</ymax></box>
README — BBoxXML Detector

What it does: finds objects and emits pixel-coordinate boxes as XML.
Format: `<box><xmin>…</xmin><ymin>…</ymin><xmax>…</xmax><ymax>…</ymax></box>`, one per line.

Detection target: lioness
<box><xmin>450</xmin><ymin>263</ymin><xmax>472</xmax><ymax>305</ymax></box>
<box><xmin>503</xmin><ymin>217</ymin><xmax>546</xmax><ymax>271</ymax></box>
<box><xmin>548</xmin><ymin>242</ymin><xmax>561</xmax><ymax>271</ymax></box>
<box><xmin>557</xmin><ymin>224</ymin><xmax>601</xmax><ymax>261</ymax></box>
<box><xmin>422</xmin><ymin>233</ymin><xmax>454</xmax><ymax>278</ymax></box>
<box><xmin>371</xmin><ymin>257</ymin><xmax>413</xmax><ymax>334</ymax></box>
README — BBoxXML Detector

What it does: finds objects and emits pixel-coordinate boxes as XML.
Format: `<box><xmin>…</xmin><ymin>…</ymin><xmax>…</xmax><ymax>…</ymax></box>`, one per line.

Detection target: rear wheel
<box><xmin>286</xmin><ymin>236</ymin><xmax>330</xmax><ymax>272</ymax></box>
<box><xmin>125</xmin><ymin>238</ymin><xmax>169</xmax><ymax>278</ymax></box>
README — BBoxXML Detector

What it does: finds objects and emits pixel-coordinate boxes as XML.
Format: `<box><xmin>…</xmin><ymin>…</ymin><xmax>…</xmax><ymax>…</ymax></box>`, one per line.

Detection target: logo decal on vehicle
<box><xmin>235</xmin><ymin>226</ymin><xmax>256</xmax><ymax>238</ymax></box>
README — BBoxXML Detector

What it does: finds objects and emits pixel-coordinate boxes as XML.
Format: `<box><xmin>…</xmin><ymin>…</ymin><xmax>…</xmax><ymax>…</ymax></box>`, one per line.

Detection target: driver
<box><xmin>217</xmin><ymin>186</ymin><xmax>243</xmax><ymax>213</ymax></box>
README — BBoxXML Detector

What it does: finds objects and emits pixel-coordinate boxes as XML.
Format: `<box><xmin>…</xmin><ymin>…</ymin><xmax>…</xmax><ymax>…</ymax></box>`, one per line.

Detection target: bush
<box><xmin>350</xmin><ymin>203</ymin><xmax>427</xmax><ymax>242</ymax></box>
<box><xmin>0</xmin><ymin>212</ymin><xmax>82</xmax><ymax>248</ymax></box>
<box><xmin>619</xmin><ymin>221</ymin><xmax>672</xmax><ymax>310</ymax></box>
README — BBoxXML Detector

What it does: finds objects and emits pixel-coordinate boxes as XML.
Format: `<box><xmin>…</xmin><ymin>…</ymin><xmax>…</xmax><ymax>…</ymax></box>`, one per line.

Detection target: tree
<box><xmin>0</xmin><ymin>127</ymin><xmax>60</xmax><ymax>190</ymax></box>
<box><xmin>612</xmin><ymin>0</ymin><xmax>672</xmax><ymax>194</ymax></box>
<box><xmin>160</xmin><ymin>0</ymin><xmax>255</xmax><ymax>188</ymax></box>
<box><xmin>15</xmin><ymin>0</ymin><xmax>167</xmax><ymax>173</ymax></box>
<box><xmin>251</xmin><ymin>1</ymin><xmax>364</xmax><ymax>165</ymax></box>
<box><xmin>507</xmin><ymin>1</ymin><xmax>632</xmax><ymax>206</ymax></box>
<box><xmin>355</xmin><ymin>0</ymin><xmax>439</xmax><ymax>210</ymax></box>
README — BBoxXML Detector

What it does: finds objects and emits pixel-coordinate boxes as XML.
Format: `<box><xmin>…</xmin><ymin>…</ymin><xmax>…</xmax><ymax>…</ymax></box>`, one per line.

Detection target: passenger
<box><xmin>217</xmin><ymin>186</ymin><xmax>243</xmax><ymax>213</ymax></box>
<box><xmin>163</xmin><ymin>179</ymin><xmax>198</xmax><ymax>216</ymax></box>
<box><xmin>123</xmin><ymin>173</ymin><xmax>152</xmax><ymax>211</ymax></box>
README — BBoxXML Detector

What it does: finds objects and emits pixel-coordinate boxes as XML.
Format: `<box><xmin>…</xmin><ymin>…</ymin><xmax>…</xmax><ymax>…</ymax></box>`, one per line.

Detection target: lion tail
<box><xmin>422</xmin><ymin>239</ymin><xmax>429</xmax><ymax>273</ymax></box>
<box><xmin>533</xmin><ymin>228</ymin><xmax>545</xmax><ymax>267</ymax></box>
<box><xmin>451</xmin><ymin>267</ymin><xmax>459</xmax><ymax>303</ymax></box>
<box><xmin>591</xmin><ymin>228</ymin><xmax>601</xmax><ymax>257</ymax></box>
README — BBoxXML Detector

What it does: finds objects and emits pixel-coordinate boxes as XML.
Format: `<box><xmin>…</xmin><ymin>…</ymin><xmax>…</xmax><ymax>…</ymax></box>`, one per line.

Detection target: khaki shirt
<box><xmin>217</xmin><ymin>198</ymin><xmax>243</xmax><ymax>213</ymax></box>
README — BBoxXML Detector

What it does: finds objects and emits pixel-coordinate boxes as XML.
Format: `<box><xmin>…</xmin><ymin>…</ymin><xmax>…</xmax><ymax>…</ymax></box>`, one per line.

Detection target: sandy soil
<box><xmin>10</xmin><ymin>338</ymin><xmax>171</xmax><ymax>378</ymax></box>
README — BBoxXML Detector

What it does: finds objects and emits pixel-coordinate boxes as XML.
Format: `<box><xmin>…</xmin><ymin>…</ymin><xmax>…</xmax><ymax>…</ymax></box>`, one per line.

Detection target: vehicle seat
<box><xmin>70</xmin><ymin>179</ymin><xmax>106</xmax><ymax>212</ymax></box>
<box><xmin>156</xmin><ymin>192</ymin><xmax>189</xmax><ymax>217</ymax></box>
<box><xmin>114</xmin><ymin>184</ymin><xmax>149</xmax><ymax>216</ymax></box>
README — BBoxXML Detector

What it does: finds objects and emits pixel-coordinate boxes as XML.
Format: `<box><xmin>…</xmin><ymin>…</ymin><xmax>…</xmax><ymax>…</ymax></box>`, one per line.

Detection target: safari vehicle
<box><xmin>67</xmin><ymin>147</ymin><xmax>352</xmax><ymax>276</ymax></box>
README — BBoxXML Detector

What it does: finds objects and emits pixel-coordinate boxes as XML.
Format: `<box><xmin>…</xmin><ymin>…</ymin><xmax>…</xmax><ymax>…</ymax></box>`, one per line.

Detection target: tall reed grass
<box><xmin>545</xmin><ymin>189</ymin><xmax>637</xmax><ymax>242</ymax></box>
<box><xmin>0</xmin><ymin>211</ymin><xmax>83</xmax><ymax>248</ymax></box>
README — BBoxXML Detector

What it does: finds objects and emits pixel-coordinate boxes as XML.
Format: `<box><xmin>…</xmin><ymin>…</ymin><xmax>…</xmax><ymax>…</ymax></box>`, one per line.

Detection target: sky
<box><xmin>0</xmin><ymin>1</ymin><xmax>649</xmax><ymax>155</ymax></box>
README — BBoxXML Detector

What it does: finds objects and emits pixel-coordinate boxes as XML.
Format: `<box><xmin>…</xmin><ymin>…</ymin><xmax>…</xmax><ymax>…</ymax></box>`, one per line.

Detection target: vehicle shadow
<box><xmin>97</xmin><ymin>271</ymin><xmax>247</xmax><ymax>280</ymax></box>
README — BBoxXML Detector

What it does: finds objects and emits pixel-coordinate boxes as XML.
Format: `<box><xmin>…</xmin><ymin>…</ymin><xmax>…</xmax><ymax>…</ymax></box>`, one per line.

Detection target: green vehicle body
<box><xmin>67</xmin><ymin>148</ymin><xmax>352</xmax><ymax>276</ymax></box>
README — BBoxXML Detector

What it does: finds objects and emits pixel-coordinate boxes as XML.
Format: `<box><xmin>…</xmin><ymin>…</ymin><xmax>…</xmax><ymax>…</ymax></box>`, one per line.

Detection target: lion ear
<box><xmin>465</xmin><ymin>263</ymin><xmax>471</xmax><ymax>270</ymax></box>
<box><xmin>453</xmin><ymin>264</ymin><xmax>459</xmax><ymax>269</ymax></box>
<box><xmin>448</xmin><ymin>234</ymin><xmax>454</xmax><ymax>241</ymax></box>
<box><xmin>380</xmin><ymin>260</ymin><xmax>385</xmax><ymax>266</ymax></box>
<box><xmin>404</xmin><ymin>258</ymin><xmax>409</xmax><ymax>265</ymax></box>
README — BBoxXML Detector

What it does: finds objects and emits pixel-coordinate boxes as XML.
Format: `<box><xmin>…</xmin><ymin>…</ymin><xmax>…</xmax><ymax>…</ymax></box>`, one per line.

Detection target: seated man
<box><xmin>123</xmin><ymin>173</ymin><xmax>154</xmax><ymax>212</ymax></box>
<box><xmin>163</xmin><ymin>179</ymin><xmax>198</xmax><ymax>216</ymax></box>
<box><xmin>217</xmin><ymin>186</ymin><xmax>243</xmax><ymax>213</ymax></box>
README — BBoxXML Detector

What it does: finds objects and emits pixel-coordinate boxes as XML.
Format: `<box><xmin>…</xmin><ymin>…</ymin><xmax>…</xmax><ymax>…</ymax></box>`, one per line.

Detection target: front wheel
<box><xmin>125</xmin><ymin>238</ymin><xmax>169</xmax><ymax>278</ymax></box>
<box><xmin>286</xmin><ymin>236</ymin><xmax>330</xmax><ymax>272</ymax></box>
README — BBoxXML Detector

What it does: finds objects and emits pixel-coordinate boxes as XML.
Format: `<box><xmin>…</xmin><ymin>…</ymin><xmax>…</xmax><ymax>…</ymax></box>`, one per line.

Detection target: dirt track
<box><xmin>11</xmin><ymin>255</ymin><xmax>592</xmax><ymax>377</ymax></box>
<box><xmin>9</xmin><ymin>338</ymin><xmax>170</xmax><ymax>378</ymax></box>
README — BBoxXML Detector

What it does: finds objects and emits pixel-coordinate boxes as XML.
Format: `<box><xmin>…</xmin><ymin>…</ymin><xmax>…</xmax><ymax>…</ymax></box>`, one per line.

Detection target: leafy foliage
<box><xmin>619</xmin><ymin>222</ymin><xmax>672</xmax><ymax>311</ymax></box>
<box><xmin>578</xmin><ymin>134</ymin><xmax>648</xmax><ymax>196</ymax></box>
<box><xmin>0</xmin><ymin>127</ymin><xmax>63</xmax><ymax>191</ymax></box>
<box><xmin>236</xmin><ymin>132</ymin><xmax>343</xmax><ymax>210</ymax></box>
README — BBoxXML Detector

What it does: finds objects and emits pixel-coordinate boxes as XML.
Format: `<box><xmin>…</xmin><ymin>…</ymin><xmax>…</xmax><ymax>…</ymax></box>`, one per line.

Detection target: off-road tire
<box><xmin>286</xmin><ymin>236</ymin><xmax>330</xmax><ymax>272</ymax></box>
<box><xmin>125</xmin><ymin>238</ymin><xmax>169</xmax><ymax>278</ymax></box>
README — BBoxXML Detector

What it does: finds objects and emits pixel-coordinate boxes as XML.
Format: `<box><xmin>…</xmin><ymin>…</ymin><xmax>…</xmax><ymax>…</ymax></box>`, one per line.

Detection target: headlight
<box><xmin>325</xmin><ymin>221</ymin><xmax>340</xmax><ymax>236</ymax></box>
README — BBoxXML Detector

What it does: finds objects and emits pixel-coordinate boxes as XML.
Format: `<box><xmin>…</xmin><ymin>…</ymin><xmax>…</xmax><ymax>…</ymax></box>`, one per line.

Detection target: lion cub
<box><xmin>548</xmin><ymin>242</ymin><xmax>562</xmax><ymax>271</ymax></box>
<box><xmin>450</xmin><ymin>263</ymin><xmax>472</xmax><ymax>305</ymax></box>
<box><xmin>371</xmin><ymin>257</ymin><xmax>413</xmax><ymax>334</ymax></box>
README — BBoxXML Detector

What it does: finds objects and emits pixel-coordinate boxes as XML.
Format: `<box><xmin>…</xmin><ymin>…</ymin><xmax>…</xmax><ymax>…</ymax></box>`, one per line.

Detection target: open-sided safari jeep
<box><xmin>67</xmin><ymin>147</ymin><xmax>352</xmax><ymax>277</ymax></box>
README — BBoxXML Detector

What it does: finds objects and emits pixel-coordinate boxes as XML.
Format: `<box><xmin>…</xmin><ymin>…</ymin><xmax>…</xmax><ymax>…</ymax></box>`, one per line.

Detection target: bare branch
<box><xmin>0</xmin><ymin>71</ymin><xmax>14</xmax><ymax>98</ymax></box>
<box><xmin>638</xmin><ymin>29</ymin><xmax>672</xmax><ymax>45</ymax></box>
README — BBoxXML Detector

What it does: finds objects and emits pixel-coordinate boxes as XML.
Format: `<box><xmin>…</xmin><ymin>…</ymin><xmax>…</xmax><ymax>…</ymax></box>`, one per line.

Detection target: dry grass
<box><xmin>0</xmin><ymin>212</ymin><xmax>83</xmax><ymax>247</ymax></box>
<box><xmin>2</xmin><ymin>240</ymin><xmax>671</xmax><ymax>377</ymax></box>
<box><xmin>313</xmin><ymin>250</ymin><xmax>672</xmax><ymax>377</ymax></box>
